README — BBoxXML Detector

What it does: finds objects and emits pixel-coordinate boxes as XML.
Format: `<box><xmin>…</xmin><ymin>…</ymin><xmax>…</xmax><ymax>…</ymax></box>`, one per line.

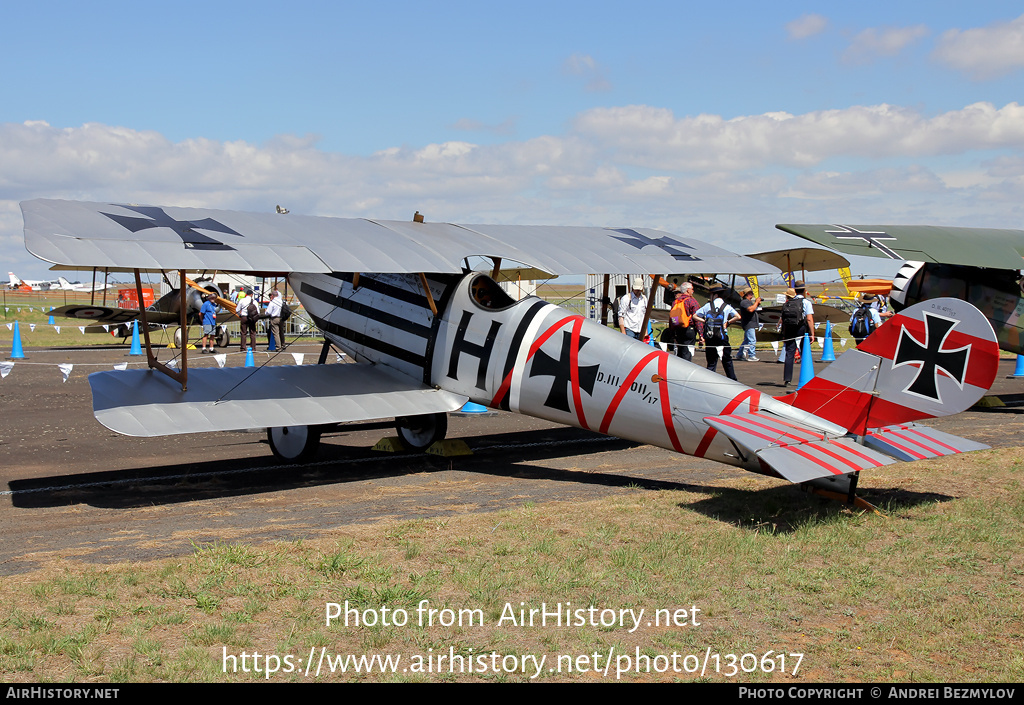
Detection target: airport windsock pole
<box><xmin>129</xmin><ymin>320</ymin><xmax>143</xmax><ymax>356</ymax></box>
<box><xmin>9</xmin><ymin>321</ymin><xmax>25</xmax><ymax>359</ymax></box>
<box><xmin>245</xmin><ymin>347</ymin><xmax>255</xmax><ymax>368</ymax></box>
<box><xmin>821</xmin><ymin>320</ymin><xmax>836</xmax><ymax>362</ymax></box>
<box><xmin>797</xmin><ymin>333</ymin><xmax>815</xmax><ymax>389</ymax></box>
<box><xmin>1012</xmin><ymin>355</ymin><xmax>1024</xmax><ymax>378</ymax></box>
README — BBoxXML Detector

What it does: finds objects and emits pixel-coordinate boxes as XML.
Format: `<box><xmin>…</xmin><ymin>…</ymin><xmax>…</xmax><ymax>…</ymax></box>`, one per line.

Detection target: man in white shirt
<box><xmin>694</xmin><ymin>285</ymin><xmax>740</xmax><ymax>380</ymax></box>
<box><xmin>618</xmin><ymin>278</ymin><xmax>648</xmax><ymax>340</ymax></box>
<box><xmin>265</xmin><ymin>289</ymin><xmax>287</xmax><ymax>350</ymax></box>
<box><xmin>236</xmin><ymin>288</ymin><xmax>258</xmax><ymax>352</ymax></box>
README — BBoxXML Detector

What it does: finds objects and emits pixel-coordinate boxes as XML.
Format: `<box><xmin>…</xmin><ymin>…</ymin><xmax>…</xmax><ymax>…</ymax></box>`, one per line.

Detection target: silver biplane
<box><xmin>21</xmin><ymin>200</ymin><xmax>1001</xmax><ymax>507</ymax></box>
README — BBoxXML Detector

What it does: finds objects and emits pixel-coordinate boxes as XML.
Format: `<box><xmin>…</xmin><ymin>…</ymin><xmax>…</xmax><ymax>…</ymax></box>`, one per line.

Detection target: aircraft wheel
<box><xmin>267</xmin><ymin>425</ymin><xmax>322</xmax><ymax>462</ymax></box>
<box><xmin>215</xmin><ymin>325</ymin><xmax>230</xmax><ymax>348</ymax></box>
<box><xmin>395</xmin><ymin>413</ymin><xmax>448</xmax><ymax>451</ymax></box>
<box><xmin>173</xmin><ymin>326</ymin><xmax>184</xmax><ymax>349</ymax></box>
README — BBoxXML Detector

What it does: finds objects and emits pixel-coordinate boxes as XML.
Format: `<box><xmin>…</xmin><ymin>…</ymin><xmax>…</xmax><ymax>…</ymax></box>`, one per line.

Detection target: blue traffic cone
<box><xmin>797</xmin><ymin>334</ymin><xmax>815</xmax><ymax>389</ymax></box>
<box><xmin>268</xmin><ymin>335</ymin><xmax>277</xmax><ymax>352</ymax></box>
<box><xmin>9</xmin><ymin>321</ymin><xmax>25</xmax><ymax>359</ymax></box>
<box><xmin>128</xmin><ymin>320</ymin><xmax>143</xmax><ymax>356</ymax></box>
<box><xmin>48</xmin><ymin>314</ymin><xmax>55</xmax><ymax>325</ymax></box>
<box><xmin>1012</xmin><ymin>355</ymin><xmax>1024</xmax><ymax>378</ymax></box>
<box><xmin>245</xmin><ymin>347</ymin><xmax>255</xmax><ymax>367</ymax></box>
<box><xmin>821</xmin><ymin>320</ymin><xmax>836</xmax><ymax>362</ymax></box>
<box><xmin>459</xmin><ymin>401</ymin><xmax>488</xmax><ymax>413</ymax></box>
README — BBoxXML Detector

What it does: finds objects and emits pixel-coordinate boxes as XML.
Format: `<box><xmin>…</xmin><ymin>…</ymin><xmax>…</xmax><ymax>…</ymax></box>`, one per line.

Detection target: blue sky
<box><xmin>3</xmin><ymin>1</ymin><xmax>1024</xmax><ymax>279</ymax></box>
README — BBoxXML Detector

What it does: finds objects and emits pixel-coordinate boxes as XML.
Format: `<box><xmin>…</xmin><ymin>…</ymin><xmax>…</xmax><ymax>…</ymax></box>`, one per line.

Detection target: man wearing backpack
<box><xmin>694</xmin><ymin>285</ymin><xmax>740</xmax><ymax>380</ymax></box>
<box><xmin>850</xmin><ymin>294</ymin><xmax>883</xmax><ymax>345</ymax></box>
<box><xmin>236</xmin><ymin>287</ymin><xmax>259</xmax><ymax>352</ymax></box>
<box><xmin>780</xmin><ymin>282</ymin><xmax>815</xmax><ymax>387</ymax></box>
<box><xmin>660</xmin><ymin>282</ymin><xmax>700</xmax><ymax>361</ymax></box>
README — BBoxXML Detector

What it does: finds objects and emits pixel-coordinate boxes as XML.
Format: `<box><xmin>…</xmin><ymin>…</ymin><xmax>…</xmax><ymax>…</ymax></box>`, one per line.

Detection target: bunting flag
<box><xmin>687</xmin><ymin>345</ymin><xmax>695</xmax><ymax>356</ymax></box>
<box><xmin>814</xmin><ymin>322</ymin><xmax>821</xmax><ymax>329</ymax></box>
<box><xmin>816</xmin><ymin>340</ymin><xmax>823</xmax><ymax>349</ymax></box>
<box><xmin>770</xmin><ymin>341</ymin><xmax>779</xmax><ymax>353</ymax></box>
<box><xmin>5</xmin><ymin>323</ymin><xmax>11</xmax><ymax>331</ymax></box>
<box><xmin>840</xmin><ymin>339</ymin><xmax>847</xmax><ymax>347</ymax></box>
<box><xmin>29</xmin><ymin>323</ymin><xmax>36</xmax><ymax>332</ymax></box>
<box><xmin>214</xmin><ymin>354</ymin><xmax>227</xmax><ymax>368</ymax></box>
<box><xmin>54</xmin><ymin>326</ymin><xmax>60</xmax><ymax>334</ymax></box>
<box><xmin>57</xmin><ymin>363</ymin><xmax>73</xmax><ymax>383</ymax></box>
<box><xmin>166</xmin><ymin>358</ymin><xmax>177</xmax><ymax>369</ymax></box>
<box><xmin>102</xmin><ymin>325</ymin><xmax>109</xmax><ymax>333</ymax></box>
<box><xmin>291</xmin><ymin>353</ymin><xmax>304</xmax><ymax>366</ymax></box>
<box><xmin>715</xmin><ymin>346</ymin><xmax>724</xmax><ymax>357</ymax></box>
<box><xmin>335</xmin><ymin>353</ymin><xmax>345</xmax><ymax>363</ymax></box>
<box><xmin>0</xmin><ymin>362</ymin><xmax>12</xmax><ymax>379</ymax></box>
<box><xmin>78</xmin><ymin>326</ymin><xmax>85</xmax><ymax>334</ymax></box>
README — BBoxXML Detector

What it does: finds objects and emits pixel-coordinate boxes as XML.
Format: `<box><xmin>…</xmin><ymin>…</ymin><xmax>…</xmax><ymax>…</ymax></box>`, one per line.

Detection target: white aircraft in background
<box><xmin>56</xmin><ymin>276</ymin><xmax>114</xmax><ymax>292</ymax></box>
<box><xmin>8</xmin><ymin>271</ymin><xmax>114</xmax><ymax>292</ymax></box>
<box><xmin>8</xmin><ymin>271</ymin><xmax>57</xmax><ymax>291</ymax></box>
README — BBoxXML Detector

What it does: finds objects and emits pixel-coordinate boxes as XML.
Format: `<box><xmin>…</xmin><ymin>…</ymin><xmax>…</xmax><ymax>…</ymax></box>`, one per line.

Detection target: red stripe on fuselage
<box><xmin>658</xmin><ymin>352</ymin><xmax>684</xmax><ymax>453</ymax></box>
<box><xmin>599</xmin><ymin>349</ymin><xmax>661</xmax><ymax>435</ymax></box>
<box><xmin>490</xmin><ymin>314</ymin><xmax>576</xmax><ymax>408</ymax></box>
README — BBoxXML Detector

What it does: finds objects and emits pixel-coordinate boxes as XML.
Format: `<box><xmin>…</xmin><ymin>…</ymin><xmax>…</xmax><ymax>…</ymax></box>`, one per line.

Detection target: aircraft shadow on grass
<box><xmin>8</xmin><ymin>425</ymin><xmax>952</xmax><ymax>530</ymax></box>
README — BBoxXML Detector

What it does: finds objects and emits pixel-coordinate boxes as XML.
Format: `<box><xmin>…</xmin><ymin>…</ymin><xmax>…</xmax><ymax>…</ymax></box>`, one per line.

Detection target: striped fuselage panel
<box><xmin>292</xmin><ymin>272</ymin><xmax>458</xmax><ymax>383</ymax></box>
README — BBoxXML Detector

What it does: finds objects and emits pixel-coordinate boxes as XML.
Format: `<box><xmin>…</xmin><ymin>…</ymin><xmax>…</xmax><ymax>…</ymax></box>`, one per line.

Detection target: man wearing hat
<box><xmin>780</xmin><ymin>281</ymin><xmax>816</xmax><ymax>387</ymax></box>
<box><xmin>618</xmin><ymin>277</ymin><xmax>649</xmax><ymax>340</ymax></box>
<box><xmin>694</xmin><ymin>284</ymin><xmax>740</xmax><ymax>380</ymax></box>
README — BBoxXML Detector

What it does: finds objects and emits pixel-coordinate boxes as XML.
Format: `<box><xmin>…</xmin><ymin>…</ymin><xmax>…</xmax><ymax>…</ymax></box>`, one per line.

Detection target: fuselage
<box><xmin>292</xmin><ymin>271</ymin><xmax>843</xmax><ymax>476</ymax></box>
<box><xmin>890</xmin><ymin>261</ymin><xmax>1024</xmax><ymax>354</ymax></box>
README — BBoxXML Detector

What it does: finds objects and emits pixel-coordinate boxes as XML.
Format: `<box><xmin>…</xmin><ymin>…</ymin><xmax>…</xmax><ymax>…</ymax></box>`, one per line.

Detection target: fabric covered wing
<box><xmin>703</xmin><ymin>411</ymin><xmax>897</xmax><ymax>484</ymax></box>
<box><xmin>776</xmin><ymin>223</ymin><xmax>1024</xmax><ymax>270</ymax></box>
<box><xmin>90</xmin><ymin>363</ymin><xmax>468</xmax><ymax>437</ymax></box>
<box><xmin>23</xmin><ymin>199</ymin><xmax>777</xmax><ymax>276</ymax></box>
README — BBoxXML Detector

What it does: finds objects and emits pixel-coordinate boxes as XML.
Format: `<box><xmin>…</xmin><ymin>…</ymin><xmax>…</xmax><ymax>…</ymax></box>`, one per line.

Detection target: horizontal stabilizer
<box><xmin>863</xmin><ymin>423</ymin><xmax>988</xmax><ymax>462</ymax></box>
<box><xmin>90</xmin><ymin>364</ymin><xmax>468</xmax><ymax>437</ymax></box>
<box><xmin>704</xmin><ymin>411</ymin><xmax>896</xmax><ymax>484</ymax></box>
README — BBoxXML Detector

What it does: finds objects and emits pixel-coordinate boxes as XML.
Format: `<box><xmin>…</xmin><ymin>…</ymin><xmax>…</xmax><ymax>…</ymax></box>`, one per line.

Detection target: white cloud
<box><xmin>786</xmin><ymin>14</ymin><xmax>828</xmax><ymax>40</ymax></box>
<box><xmin>933</xmin><ymin>14</ymin><xmax>1024</xmax><ymax>80</ymax></box>
<box><xmin>562</xmin><ymin>53</ymin><xmax>612</xmax><ymax>93</ymax></box>
<box><xmin>572</xmin><ymin>102</ymin><xmax>1024</xmax><ymax>171</ymax></box>
<box><xmin>842</xmin><ymin>25</ymin><xmax>929</xmax><ymax>64</ymax></box>
<box><xmin>3</xmin><ymin>103</ymin><xmax>1024</xmax><ymax>279</ymax></box>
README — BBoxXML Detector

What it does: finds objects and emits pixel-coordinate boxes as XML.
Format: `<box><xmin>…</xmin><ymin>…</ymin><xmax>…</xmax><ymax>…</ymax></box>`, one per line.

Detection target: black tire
<box><xmin>395</xmin><ymin>413</ymin><xmax>448</xmax><ymax>451</ymax></box>
<box><xmin>215</xmin><ymin>325</ymin><xmax>230</xmax><ymax>348</ymax></box>
<box><xmin>267</xmin><ymin>425</ymin><xmax>322</xmax><ymax>462</ymax></box>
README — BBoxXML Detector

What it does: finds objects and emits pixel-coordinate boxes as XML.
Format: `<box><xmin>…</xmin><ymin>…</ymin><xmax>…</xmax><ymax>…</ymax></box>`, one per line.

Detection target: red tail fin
<box><xmin>778</xmin><ymin>297</ymin><xmax>999</xmax><ymax>435</ymax></box>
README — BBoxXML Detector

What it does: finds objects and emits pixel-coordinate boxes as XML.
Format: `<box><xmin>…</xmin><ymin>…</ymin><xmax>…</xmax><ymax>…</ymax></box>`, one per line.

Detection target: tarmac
<box><xmin>2</xmin><ymin>340</ymin><xmax>1022</xmax><ymax>576</ymax></box>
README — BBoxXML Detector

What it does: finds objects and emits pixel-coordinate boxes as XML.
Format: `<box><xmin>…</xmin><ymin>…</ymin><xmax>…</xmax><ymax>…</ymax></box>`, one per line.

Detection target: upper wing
<box><xmin>776</xmin><ymin>223</ymin><xmax>1024</xmax><ymax>270</ymax></box>
<box><xmin>90</xmin><ymin>363</ymin><xmax>468</xmax><ymax>437</ymax></box>
<box><xmin>23</xmin><ymin>199</ymin><xmax>777</xmax><ymax>276</ymax></box>
<box><xmin>746</xmin><ymin>247</ymin><xmax>850</xmax><ymax>273</ymax></box>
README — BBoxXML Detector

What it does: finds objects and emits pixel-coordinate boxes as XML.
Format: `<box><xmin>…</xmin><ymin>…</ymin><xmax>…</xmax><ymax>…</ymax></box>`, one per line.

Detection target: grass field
<box><xmin>2</xmin><ymin>449</ymin><xmax>1022</xmax><ymax>683</ymax></box>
